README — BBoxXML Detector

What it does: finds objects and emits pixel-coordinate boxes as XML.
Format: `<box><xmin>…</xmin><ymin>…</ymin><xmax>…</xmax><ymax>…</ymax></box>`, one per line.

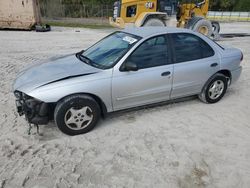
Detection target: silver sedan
<box><xmin>13</xmin><ymin>27</ymin><xmax>243</xmax><ymax>135</ymax></box>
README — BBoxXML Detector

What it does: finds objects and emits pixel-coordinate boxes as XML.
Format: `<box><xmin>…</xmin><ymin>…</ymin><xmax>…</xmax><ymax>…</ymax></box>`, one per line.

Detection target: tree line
<box><xmin>40</xmin><ymin>0</ymin><xmax>250</xmax><ymax>11</ymax></box>
<box><xmin>210</xmin><ymin>0</ymin><xmax>250</xmax><ymax>11</ymax></box>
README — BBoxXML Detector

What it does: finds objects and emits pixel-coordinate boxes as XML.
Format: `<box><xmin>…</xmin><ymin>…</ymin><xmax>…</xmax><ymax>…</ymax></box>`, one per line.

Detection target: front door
<box><xmin>112</xmin><ymin>35</ymin><xmax>173</xmax><ymax>111</ymax></box>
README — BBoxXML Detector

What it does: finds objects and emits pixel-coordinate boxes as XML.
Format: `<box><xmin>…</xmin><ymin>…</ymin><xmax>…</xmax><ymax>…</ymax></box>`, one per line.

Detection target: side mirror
<box><xmin>124</xmin><ymin>61</ymin><xmax>138</xmax><ymax>71</ymax></box>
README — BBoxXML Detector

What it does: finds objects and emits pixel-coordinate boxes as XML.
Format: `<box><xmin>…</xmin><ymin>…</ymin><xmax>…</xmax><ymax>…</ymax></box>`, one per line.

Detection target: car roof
<box><xmin>123</xmin><ymin>27</ymin><xmax>193</xmax><ymax>38</ymax></box>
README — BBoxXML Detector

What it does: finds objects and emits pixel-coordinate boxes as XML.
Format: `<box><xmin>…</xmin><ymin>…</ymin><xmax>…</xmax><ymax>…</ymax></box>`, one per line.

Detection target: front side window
<box><xmin>125</xmin><ymin>35</ymin><xmax>169</xmax><ymax>70</ymax></box>
<box><xmin>79</xmin><ymin>32</ymin><xmax>141</xmax><ymax>69</ymax></box>
<box><xmin>171</xmin><ymin>33</ymin><xmax>215</xmax><ymax>63</ymax></box>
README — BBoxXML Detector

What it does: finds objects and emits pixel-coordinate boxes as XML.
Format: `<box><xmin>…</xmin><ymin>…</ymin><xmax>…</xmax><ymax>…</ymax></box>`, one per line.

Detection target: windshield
<box><xmin>78</xmin><ymin>32</ymin><xmax>141</xmax><ymax>69</ymax></box>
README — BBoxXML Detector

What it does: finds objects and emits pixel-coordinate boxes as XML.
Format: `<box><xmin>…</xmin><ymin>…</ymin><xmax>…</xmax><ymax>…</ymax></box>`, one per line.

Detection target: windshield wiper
<box><xmin>76</xmin><ymin>53</ymin><xmax>98</xmax><ymax>68</ymax></box>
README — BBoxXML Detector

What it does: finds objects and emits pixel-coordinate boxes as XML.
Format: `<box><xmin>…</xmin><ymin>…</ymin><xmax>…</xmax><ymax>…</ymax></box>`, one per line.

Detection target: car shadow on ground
<box><xmin>31</xmin><ymin>95</ymin><xmax>197</xmax><ymax>140</ymax></box>
<box><xmin>34</xmin><ymin>90</ymin><xmax>236</xmax><ymax>140</ymax></box>
<box><xmin>96</xmin><ymin>95</ymin><xmax>198</xmax><ymax>129</ymax></box>
<box><xmin>27</xmin><ymin>88</ymin><xmax>238</xmax><ymax>142</ymax></box>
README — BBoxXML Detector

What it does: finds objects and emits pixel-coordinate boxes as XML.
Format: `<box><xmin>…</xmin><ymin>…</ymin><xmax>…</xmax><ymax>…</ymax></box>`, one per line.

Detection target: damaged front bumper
<box><xmin>14</xmin><ymin>91</ymin><xmax>49</xmax><ymax>125</ymax></box>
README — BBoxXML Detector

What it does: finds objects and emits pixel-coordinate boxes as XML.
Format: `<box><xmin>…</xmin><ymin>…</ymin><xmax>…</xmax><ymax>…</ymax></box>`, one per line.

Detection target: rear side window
<box><xmin>126</xmin><ymin>35</ymin><xmax>169</xmax><ymax>69</ymax></box>
<box><xmin>171</xmin><ymin>33</ymin><xmax>215</xmax><ymax>63</ymax></box>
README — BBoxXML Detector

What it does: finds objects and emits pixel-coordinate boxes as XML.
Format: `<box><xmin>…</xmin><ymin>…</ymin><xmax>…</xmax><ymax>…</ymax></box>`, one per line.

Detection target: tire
<box><xmin>199</xmin><ymin>73</ymin><xmax>228</xmax><ymax>104</ymax></box>
<box><xmin>186</xmin><ymin>16</ymin><xmax>203</xmax><ymax>29</ymax></box>
<box><xmin>35</xmin><ymin>24</ymin><xmax>51</xmax><ymax>32</ymax></box>
<box><xmin>54</xmin><ymin>94</ymin><xmax>101</xmax><ymax>135</ymax></box>
<box><xmin>187</xmin><ymin>17</ymin><xmax>213</xmax><ymax>37</ymax></box>
<box><xmin>143</xmin><ymin>18</ymin><xmax>166</xmax><ymax>27</ymax></box>
<box><xmin>211</xmin><ymin>21</ymin><xmax>220</xmax><ymax>40</ymax></box>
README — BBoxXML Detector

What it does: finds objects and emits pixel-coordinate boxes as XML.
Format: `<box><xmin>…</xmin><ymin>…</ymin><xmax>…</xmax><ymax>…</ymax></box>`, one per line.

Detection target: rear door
<box><xmin>170</xmin><ymin>33</ymin><xmax>220</xmax><ymax>99</ymax></box>
<box><xmin>112</xmin><ymin>35</ymin><xmax>173</xmax><ymax>111</ymax></box>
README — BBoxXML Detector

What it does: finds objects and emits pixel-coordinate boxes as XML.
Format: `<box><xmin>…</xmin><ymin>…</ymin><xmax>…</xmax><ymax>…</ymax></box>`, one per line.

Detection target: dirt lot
<box><xmin>0</xmin><ymin>22</ymin><xmax>250</xmax><ymax>188</ymax></box>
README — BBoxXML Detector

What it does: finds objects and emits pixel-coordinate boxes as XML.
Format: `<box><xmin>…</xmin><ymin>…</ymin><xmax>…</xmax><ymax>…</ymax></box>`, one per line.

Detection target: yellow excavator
<box><xmin>109</xmin><ymin>0</ymin><xmax>220</xmax><ymax>38</ymax></box>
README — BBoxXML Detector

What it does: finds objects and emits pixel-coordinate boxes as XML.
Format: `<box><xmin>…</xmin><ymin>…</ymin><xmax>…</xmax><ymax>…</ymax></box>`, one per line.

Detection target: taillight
<box><xmin>241</xmin><ymin>52</ymin><xmax>244</xmax><ymax>61</ymax></box>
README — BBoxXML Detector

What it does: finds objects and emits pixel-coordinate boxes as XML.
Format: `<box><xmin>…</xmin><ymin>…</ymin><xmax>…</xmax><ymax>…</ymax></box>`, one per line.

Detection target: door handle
<box><xmin>210</xmin><ymin>63</ymin><xmax>218</xmax><ymax>67</ymax></box>
<box><xmin>161</xmin><ymin>71</ymin><xmax>171</xmax><ymax>76</ymax></box>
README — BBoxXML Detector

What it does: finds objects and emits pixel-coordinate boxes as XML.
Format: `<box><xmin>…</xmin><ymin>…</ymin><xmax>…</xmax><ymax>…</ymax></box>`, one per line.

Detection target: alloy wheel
<box><xmin>64</xmin><ymin>106</ymin><xmax>93</xmax><ymax>130</ymax></box>
<box><xmin>208</xmin><ymin>80</ymin><xmax>225</xmax><ymax>100</ymax></box>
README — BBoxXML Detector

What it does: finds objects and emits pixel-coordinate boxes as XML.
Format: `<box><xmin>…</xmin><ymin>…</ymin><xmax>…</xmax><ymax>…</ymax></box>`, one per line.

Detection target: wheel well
<box><xmin>218</xmin><ymin>70</ymin><xmax>231</xmax><ymax>79</ymax></box>
<box><xmin>201</xmin><ymin>70</ymin><xmax>232</xmax><ymax>95</ymax></box>
<box><xmin>87</xmin><ymin>93</ymin><xmax>108</xmax><ymax>117</ymax></box>
<box><xmin>56</xmin><ymin>93</ymin><xmax>108</xmax><ymax>118</ymax></box>
<box><xmin>217</xmin><ymin>70</ymin><xmax>232</xmax><ymax>85</ymax></box>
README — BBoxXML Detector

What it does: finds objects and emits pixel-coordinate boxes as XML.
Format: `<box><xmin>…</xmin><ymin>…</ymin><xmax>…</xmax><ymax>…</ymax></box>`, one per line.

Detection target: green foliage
<box><xmin>220</xmin><ymin>0</ymin><xmax>236</xmax><ymax>10</ymax></box>
<box><xmin>39</xmin><ymin>0</ymin><xmax>250</xmax><ymax>19</ymax></box>
<box><xmin>39</xmin><ymin>0</ymin><xmax>113</xmax><ymax>18</ymax></box>
<box><xmin>210</xmin><ymin>0</ymin><xmax>236</xmax><ymax>11</ymax></box>
<box><xmin>234</xmin><ymin>0</ymin><xmax>250</xmax><ymax>11</ymax></box>
<box><xmin>210</xmin><ymin>0</ymin><xmax>250</xmax><ymax>11</ymax></box>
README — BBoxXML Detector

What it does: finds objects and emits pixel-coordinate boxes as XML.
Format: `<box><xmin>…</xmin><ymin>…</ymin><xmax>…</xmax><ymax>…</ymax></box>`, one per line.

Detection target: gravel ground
<box><xmin>0</xmin><ymin>23</ymin><xmax>250</xmax><ymax>188</ymax></box>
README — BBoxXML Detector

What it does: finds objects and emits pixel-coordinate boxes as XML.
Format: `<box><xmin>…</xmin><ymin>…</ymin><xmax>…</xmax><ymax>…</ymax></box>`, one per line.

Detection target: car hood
<box><xmin>13</xmin><ymin>54</ymin><xmax>100</xmax><ymax>93</ymax></box>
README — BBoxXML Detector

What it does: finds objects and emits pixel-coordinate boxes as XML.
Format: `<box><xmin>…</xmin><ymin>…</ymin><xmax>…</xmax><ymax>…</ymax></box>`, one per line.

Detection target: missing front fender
<box><xmin>14</xmin><ymin>91</ymin><xmax>49</xmax><ymax>125</ymax></box>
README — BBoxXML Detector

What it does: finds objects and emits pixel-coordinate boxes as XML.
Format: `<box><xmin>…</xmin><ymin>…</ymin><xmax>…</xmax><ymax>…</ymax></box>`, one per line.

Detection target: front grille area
<box><xmin>14</xmin><ymin>91</ymin><xmax>49</xmax><ymax>125</ymax></box>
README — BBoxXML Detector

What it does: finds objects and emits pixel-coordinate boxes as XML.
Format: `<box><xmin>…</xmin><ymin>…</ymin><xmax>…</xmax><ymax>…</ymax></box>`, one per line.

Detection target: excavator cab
<box><xmin>158</xmin><ymin>0</ymin><xmax>177</xmax><ymax>15</ymax></box>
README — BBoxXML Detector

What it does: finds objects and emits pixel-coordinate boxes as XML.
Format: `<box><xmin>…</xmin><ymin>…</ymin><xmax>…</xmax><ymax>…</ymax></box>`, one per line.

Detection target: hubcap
<box><xmin>198</xmin><ymin>26</ymin><xmax>209</xmax><ymax>35</ymax></box>
<box><xmin>208</xmin><ymin>80</ymin><xmax>225</xmax><ymax>100</ymax></box>
<box><xmin>64</xmin><ymin>106</ymin><xmax>93</xmax><ymax>130</ymax></box>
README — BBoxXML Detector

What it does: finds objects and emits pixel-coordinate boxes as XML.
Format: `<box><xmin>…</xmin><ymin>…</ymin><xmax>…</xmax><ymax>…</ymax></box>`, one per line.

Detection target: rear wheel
<box><xmin>193</xmin><ymin>19</ymin><xmax>213</xmax><ymax>37</ymax></box>
<box><xmin>54</xmin><ymin>94</ymin><xmax>100</xmax><ymax>135</ymax></box>
<box><xmin>143</xmin><ymin>18</ymin><xmax>166</xmax><ymax>27</ymax></box>
<box><xmin>211</xmin><ymin>21</ymin><xmax>220</xmax><ymax>40</ymax></box>
<box><xmin>187</xmin><ymin>17</ymin><xmax>213</xmax><ymax>37</ymax></box>
<box><xmin>186</xmin><ymin>16</ymin><xmax>203</xmax><ymax>29</ymax></box>
<box><xmin>199</xmin><ymin>73</ymin><xmax>228</xmax><ymax>104</ymax></box>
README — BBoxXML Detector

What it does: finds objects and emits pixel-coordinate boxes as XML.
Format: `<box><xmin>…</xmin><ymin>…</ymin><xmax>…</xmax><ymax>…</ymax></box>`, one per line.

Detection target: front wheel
<box><xmin>54</xmin><ymin>94</ymin><xmax>101</xmax><ymax>135</ymax></box>
<box><xmin>199</xmin><ymin>73</ymin><xmax>228</xmax><ymax>103</ymax></box>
